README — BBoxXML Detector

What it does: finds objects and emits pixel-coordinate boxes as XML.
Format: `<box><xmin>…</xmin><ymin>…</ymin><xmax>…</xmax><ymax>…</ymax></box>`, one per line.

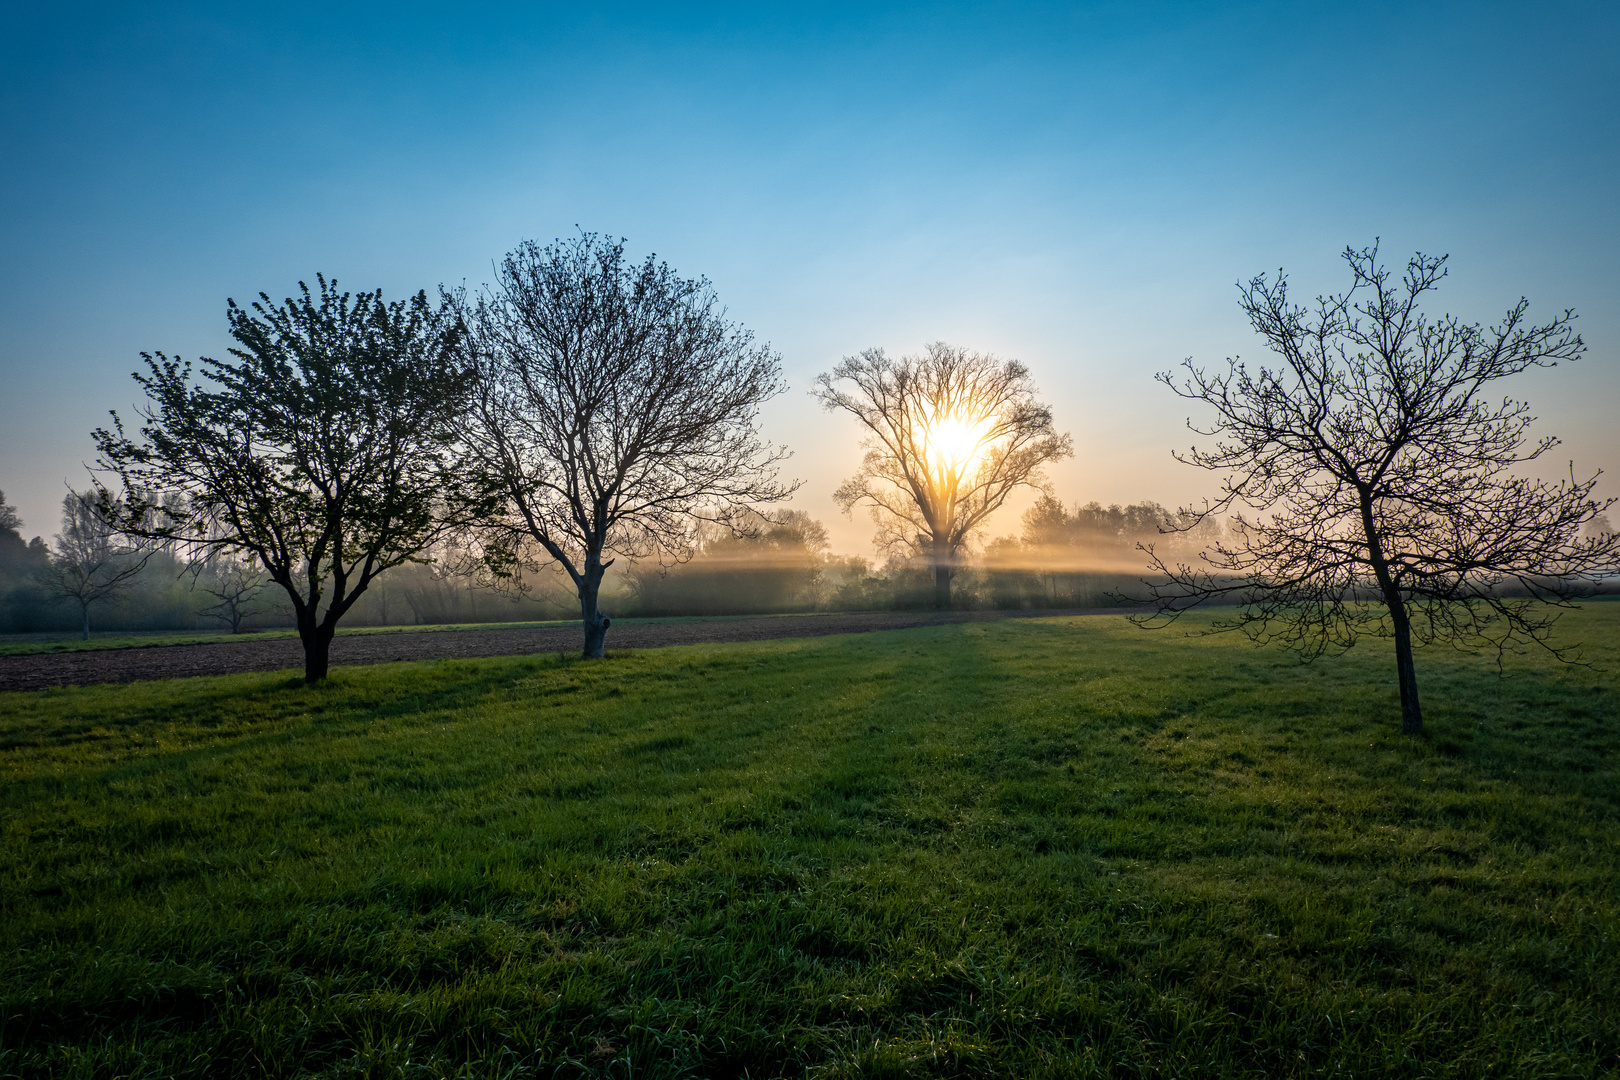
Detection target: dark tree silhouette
<box><xmin>94</xmin><ymin>277</ymin><xmax>478</xmax><ymax>681</ymax></box>
<box><xmin>815</xmin><ymin>343</ymin><xmax>1071</xmax><ymax>608</ymax></box>
<box><xmin>1142</xmin><ymin>245</ymin><xmax>1620</xmax><ymax>734</ymax></box>
<box><xmin>38</xmin><ymin>490</ymin><xmax>157</xmax><ymax>639</ymax></box>
<box><xmin>0</xmin><ymin>490</ymin><xmax>21</xmax><ymax>535</ymax></box>
<box><xmin>454</xmin><ymin>234</ymin><xmax>796</xmax><ymax>658</ymax></box>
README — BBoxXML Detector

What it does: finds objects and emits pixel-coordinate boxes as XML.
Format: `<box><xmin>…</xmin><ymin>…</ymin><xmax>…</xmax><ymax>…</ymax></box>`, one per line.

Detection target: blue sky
<box><xmin>2</xmin><ymin>1</ymin><xmax>1616</xmax><ymax>553</ymax></box>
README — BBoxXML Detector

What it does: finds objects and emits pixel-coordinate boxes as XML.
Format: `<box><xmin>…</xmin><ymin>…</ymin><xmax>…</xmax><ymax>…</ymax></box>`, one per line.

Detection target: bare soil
<box><xmin>0</xmin><ymin>608</ymin><xmax>1129</xmax><ymax>692</ymax></box>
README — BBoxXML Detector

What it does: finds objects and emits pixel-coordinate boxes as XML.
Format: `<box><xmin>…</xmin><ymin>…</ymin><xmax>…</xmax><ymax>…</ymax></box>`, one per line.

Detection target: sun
<box><xmin>920</xmin><ymin>413</ymin><xmax>993</xmax><ymax>477</ymax></box>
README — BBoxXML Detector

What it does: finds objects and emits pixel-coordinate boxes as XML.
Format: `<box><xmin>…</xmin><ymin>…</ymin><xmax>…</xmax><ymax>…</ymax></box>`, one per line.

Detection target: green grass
<box><xmin>1</xmin><ymin>609</ymin><xmax>1617</xmax><ymax>1078</ymax></box>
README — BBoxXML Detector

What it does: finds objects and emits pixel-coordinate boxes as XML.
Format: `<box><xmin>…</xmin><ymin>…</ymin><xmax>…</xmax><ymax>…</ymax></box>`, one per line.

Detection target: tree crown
<box><xmin>456</xmin><ymin>233</ymin><xmax>796</xmax><ymax>582</ymax></box>
<box><xmin>94</xmin><ymin>276</ymin><xmax>475</xmax><ymax>626</ymax></box>
<box><xmin>1148</xmin><ymin>244</ymin><xmax>1618</xmax><ymax>662</ymax></box>
<box><xmin>815</xmin><ymin>342</ymin><xmax>1072</xmax><ymax>559</ymax></box>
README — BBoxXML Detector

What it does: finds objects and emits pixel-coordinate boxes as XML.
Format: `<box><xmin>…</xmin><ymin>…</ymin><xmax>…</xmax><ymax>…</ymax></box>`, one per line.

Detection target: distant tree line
<box><xmin>981</xmin><ymin>496</ymin><xmax>1224</xmax><ymax>609</ymax></box>
<box><xmin>2</xmin><ymin>485</ymin><xmax>1213</xmax><ymax>636</ymax></box>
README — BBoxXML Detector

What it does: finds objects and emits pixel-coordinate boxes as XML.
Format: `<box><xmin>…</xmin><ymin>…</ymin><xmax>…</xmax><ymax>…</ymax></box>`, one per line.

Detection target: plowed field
<box><xmin>0</xmin><ymin>608</ymin><xmax>1126</xmax><ymax>691</ymax></box>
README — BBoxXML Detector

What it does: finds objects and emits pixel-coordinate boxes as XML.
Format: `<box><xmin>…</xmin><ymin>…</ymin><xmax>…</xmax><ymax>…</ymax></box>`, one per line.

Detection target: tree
<box><xmin>39</xmin><ymin>491</ymin><xmax>156</xmax><ymax>639</ymax></box>
<box><xmin>0</xmin><ymin>490</ymin><xmax>21</xmax><ymax>535</ymax></box>
<box><xmin>191</xmin><ymin>551</ymin><xmax>275</xmax><ymax>633</ymax></box>
<box><xmin>1142</xmin><ymin>245</ymin><xmax>1620</xmax><ymax>734</ymax></box>
<box><xmin>454</xmin><ymin>233</ymin><xmax>796</xmax><ymax>658</ymax></box>
<box><xmin>815</xmin><ymin>343</ymin><xmax>1072</xmax><ymax>608</ymax></box>
<box><xmin>94</xmin><ymin>276</ymin><xmax>478</xmax><ymax>682</ymax></box>
<box><xmin>0</xmin><ymin>489</ymin><xmax>53</xmax><ymax>633</ymax></box>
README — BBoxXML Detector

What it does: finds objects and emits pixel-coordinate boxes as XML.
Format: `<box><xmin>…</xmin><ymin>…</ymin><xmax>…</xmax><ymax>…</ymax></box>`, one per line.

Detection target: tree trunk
<box><xmin>1390</xmin><ymin>605</ymin><xmax>1423</xmax><ymax>735</ymax></box>
<box><xmin>931</xmin><ymin>537</ymin><xmax>952</xmax><ymax>609</ymax></box>
<box><xmin>81</xmin><ymin>606</ymin><xmax>90</xmax><ymax>641</ymax></box>
<box><xmin>306</xmin><ymin>625</ymin><xmax>338</xmax><ymax>683</ymax></box>
<box><xmin>579</xmin><ymin>565</ymin><xmax>611</xmax><ymax>659</ymax></box>
<box><xmin>1360</xmin><ymin>497</ymin><xmax>1422</xmax><ymax>735</ymax></box>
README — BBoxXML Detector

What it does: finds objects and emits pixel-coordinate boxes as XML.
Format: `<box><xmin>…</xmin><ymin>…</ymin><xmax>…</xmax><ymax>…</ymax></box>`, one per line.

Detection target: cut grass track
<box><xmin>0</xmin><ymin>609</ymin><xmax>1616</xmax><ymax>1078</ymax></box>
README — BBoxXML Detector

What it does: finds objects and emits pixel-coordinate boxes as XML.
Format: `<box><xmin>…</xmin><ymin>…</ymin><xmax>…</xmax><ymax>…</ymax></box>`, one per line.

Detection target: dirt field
<box><xmin>0</xmin><ymin>608</ymin><xmax>1129</xmax><ymax>692</ymax></box>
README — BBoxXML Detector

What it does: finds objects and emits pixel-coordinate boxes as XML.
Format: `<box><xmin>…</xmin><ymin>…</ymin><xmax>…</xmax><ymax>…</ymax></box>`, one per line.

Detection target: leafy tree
<box><xmin>1143</xmin><ymin>245</ymin><xmax>1620</xmax><ymax>734</ymax></box>
<box><xmin>815</xmin><ymin>343</ymin><xmax>1072</xmax><ymax>608</ymax></box>
<box><xmin>454</xmin><ymin>234</ymin><xmax>796</xmax><ymax>658</ymax></box>
<box><xmin>95</xmin><ymin>277</ymin><xmax>478</xmax><ymax>681</ymax></box>
<box><xmin>38</xmin><ymin>491</ymin><xmax>157</xmax><ymax>639</ymax></box>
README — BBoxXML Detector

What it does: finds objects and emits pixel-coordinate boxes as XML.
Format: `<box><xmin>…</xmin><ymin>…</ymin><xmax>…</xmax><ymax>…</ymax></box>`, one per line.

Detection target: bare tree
<box><xmin>454</xmin><ymin>233</ymin><xmax>796</xmax><ymax>658</ymax></box>
<box><xmin>39</xmin><ymin>491</ymin><xmax>157</xmax><ymax>639</ymax></box>
<box><xmin>94</xmin><ymin>276</ymin><xmax>480</xmax><ymax>681</ymax></box>
<box><xmin>815</xmin><ymin>343</ymin><xmax>1072</xmax><ymax>608</ymax></box>
<box><xmin>1142</xmin><ymin>245</ymin><xmax>1620</xmax><ymax>734</ymax></box>
<box><xmin>191</xmin><ymin>551</ymin><xmax>274</xmax><ymax>633</ymax></box>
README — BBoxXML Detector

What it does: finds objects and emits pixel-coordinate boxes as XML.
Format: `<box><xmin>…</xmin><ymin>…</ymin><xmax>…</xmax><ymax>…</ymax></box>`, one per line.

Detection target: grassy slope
<box><xmin>0</xmin><ymin>609</ymin><xmax>1616</xmax><ymax>1078</ymax></box>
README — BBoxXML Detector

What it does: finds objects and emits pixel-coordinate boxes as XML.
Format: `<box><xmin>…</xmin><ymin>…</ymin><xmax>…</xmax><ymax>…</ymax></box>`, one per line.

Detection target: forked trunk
<box><xmin>579</xmin><ymin>565</ymin><xmax>611</xmax><ymax>659</ymax></box>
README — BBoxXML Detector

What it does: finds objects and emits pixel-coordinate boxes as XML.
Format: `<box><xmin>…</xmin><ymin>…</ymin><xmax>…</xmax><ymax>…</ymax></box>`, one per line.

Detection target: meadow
<box><xmin>0</xmin><ymin>607</ymin><xmax>1616</xmax><ymax>1078</ymax></box>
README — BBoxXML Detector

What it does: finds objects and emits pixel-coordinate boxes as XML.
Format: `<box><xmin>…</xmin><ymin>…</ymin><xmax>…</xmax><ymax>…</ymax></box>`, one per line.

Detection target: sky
<box><xmin>2</xmin><ymin>1</ymin><xmax>1616</xmax><ymax>556</ymax></box>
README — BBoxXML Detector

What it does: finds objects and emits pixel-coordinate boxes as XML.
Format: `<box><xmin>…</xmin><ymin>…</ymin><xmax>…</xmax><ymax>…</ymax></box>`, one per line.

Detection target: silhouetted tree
<box><xmin>38</xmin><ymin>491</ymin><xmax>157</xmax><ymax>639</ymax></box>
<box><xmin>0</xmin><ymin>490</ymin><xmax>20</xmax><ymax>536</ymax></box>
<box><xmin>1143</xmin><ymin>245</ymin><xmax>1620</xmax><ymax>734</ymax></box>
<box><xmin>94</xmin><ymin>277</ymin><xmax>479</xmax><ymax>681</ymax></box>
<box><xmin>815</xmin><ymin>343</ymin><xmax>1072</xmax><ymax>608</ymax></box>
<box><xmin>454</xmin><ymin>233</ymin><xmax>796</xmax><ymax>658</ymax></box>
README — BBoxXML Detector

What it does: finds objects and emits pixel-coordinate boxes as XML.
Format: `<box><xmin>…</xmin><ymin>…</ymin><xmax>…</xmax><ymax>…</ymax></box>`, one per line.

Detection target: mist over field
<box><xmin>0</xmin><ymin>490</ymin><xmax>1199</xmax><ymax>634</ymax></box>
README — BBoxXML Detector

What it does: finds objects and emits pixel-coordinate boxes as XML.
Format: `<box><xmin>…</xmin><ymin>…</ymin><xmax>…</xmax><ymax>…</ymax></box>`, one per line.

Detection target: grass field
<box><xmin>1</xmin><ymin>608</ymin><xmax>1617</xmax><ymax>1077</ymax></box>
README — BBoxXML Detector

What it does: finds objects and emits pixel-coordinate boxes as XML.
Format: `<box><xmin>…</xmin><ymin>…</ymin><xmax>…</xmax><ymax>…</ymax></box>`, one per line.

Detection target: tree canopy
<box><xmin>94</xmin><ymin>276</ymin><xmax>476</xmax><ymax>681</ymax></box>
<box><xmin>1143</xmin><ymin>245</ymin><xmax>1620</xmax><ymax>734</ymax></box>
<box><xmin>454</xmin><ymin>233</ymin><xmax>796</xmax><ymax>657</ymax></box>
<box><xmin>815</xmin><ymin>343</ymin><xmax>1071</xmax><ymax>608</ymax></box>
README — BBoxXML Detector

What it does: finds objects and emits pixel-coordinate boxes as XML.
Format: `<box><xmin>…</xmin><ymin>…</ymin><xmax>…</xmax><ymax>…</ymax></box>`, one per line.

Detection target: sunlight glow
<box><xmin>919</xmin><ymin>414</ymin><xmax>994</xmax><ymax>479</ymax></box>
